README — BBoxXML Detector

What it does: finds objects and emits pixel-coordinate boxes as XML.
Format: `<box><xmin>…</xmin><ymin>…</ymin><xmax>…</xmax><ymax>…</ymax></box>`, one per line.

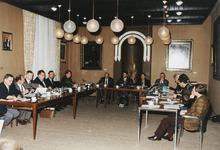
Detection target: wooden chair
<box><xmin>11</xmin><ymin>117</ymin><xmax>18</xmax><ymax>127</ymax></box>
<box><xmin>177</xmin><ymin>106</ymin><xmax>211</xmax><ymax>150</ymax></box>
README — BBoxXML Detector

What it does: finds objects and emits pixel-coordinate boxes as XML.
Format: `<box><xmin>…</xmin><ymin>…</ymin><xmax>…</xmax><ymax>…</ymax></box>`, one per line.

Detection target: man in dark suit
<box><xmin>45</xmin><ymin>70</ymin><xmax>56</xmax><ymax>89</ymax></box>
<box><xmin>155</xmin><ymin>72</ymin><xmax>169</xmax><ymax>88</ymax></box>
<box><xmin>116</xmin><ymin>71</ymin><xmax>133</xmax><ymax>107</ymax></box>
<box><xmin>23</xmin><ymin>70</ymin><xmax>40</xmax><ymax>90</ymax></box>
<box><xmin>0</xmin><ymin>74</ymin><xmax>20</xmax><ymax>127</ymax></box>
<box><xmin>97</xmin><ymin>72</ymin><xmax>114</xmax><ymax>104</ymax></box>
<box><xmin>60</xmin><ymin>70</ymin><xmax>77</xmax><ymax>88</ymax></box>
<box><xmin>136</xmin><ymin>73</ymin><xmax>151</xmax><ymax>88</ymax></box>
<box><xmin>33</xmin><ymin>70</ymin><xmax>48</xmax><ymax>89</ymax></box>
<box><xmin>14</xmin><ymin>75</ymin><xmax>33</xmax><ymax>125</ymax></box>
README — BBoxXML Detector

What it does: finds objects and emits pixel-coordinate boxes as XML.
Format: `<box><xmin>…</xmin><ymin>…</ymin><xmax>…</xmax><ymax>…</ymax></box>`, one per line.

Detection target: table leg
<box><xmin>146</xmin><ymin>110</ymin><xmax>148</xmax><ymax>127</ymax></box>
<box><xmin>174</xmin><ymin>111</ymin><xmax>177</xmax><ymax>150</ymax></box>
<box><xmin>73</xmin><ymin>93</ymin><xmax>77</xmax><ymax>119</ymax></box>
<box><xmin>96</xmin><ymin>89</ymin><xmax>98</xmax><ymax>108</ymax></box>
<box><xmin>104</xmin><ymin>89</ymin><xmax>107</xmax><ymax>108</ymax></box>
<box><xmin>139</xmin><ymin>92</ymin><xmax>142</xmax><ymax>106</ymax></box>
<box><xmin>138</xmin><ymin>108</ymin><xmax>141</xmax><ymax>144</ymax></box>
<box><xmin>32</xmin><ymin>104</ymin><xmax>37</xmax><ymax>140</ymax></box>
<box><xmin>111</xmin><ymin>91</ymin><xmax>113</xmax><ymax>104</ymax></box>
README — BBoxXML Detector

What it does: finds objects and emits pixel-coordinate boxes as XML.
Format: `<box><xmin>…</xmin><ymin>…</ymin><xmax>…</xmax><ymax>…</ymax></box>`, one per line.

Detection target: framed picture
<box><xmin>60</xmin><ymin>43</ymin><xmax>66</xmax><ymax>62</ymax></box>
<box><xmin>213</xmin><ymin>15</ymin><xmax>220</xmax><ymax>81</ymax></box>
<box><xmin>2</xmin><ymin>32</ymin><xmax>12</xmax><ymax>51</ymax></box>
<box><xmin>80</xmin><ymin>41</ymin><xmax>102</xmax><ymax>70</ymax></box>
<box><xmin>166</xmin><ymin>39</ymin><xmax>193</xmax><ymax>71</ymax></box>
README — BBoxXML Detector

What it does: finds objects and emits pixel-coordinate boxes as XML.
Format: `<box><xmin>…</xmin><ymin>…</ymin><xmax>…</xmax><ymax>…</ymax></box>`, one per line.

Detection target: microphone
<box><xmin>82</xmin><ymin>78</ymin><xmax>87</xmax><ymax>83</ymax></box>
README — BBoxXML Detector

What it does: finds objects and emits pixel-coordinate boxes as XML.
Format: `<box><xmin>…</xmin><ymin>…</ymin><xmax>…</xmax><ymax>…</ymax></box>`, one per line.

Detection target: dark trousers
<box><xmin>154</xmin><ymin>114</ymin><xmax>185</xmax><ymax>139</ymax></box>
<box><xmin>99</xmin><ymin>90</ymin><xmax>111</xmax><ymax>101</ymax></box>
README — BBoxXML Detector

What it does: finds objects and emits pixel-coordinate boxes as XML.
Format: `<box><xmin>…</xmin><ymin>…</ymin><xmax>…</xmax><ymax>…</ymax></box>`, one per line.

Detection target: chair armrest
<box><xmin>182</xmin><ymin>115</ymin><xmax>200</xmax><ymax>120</ymax></box>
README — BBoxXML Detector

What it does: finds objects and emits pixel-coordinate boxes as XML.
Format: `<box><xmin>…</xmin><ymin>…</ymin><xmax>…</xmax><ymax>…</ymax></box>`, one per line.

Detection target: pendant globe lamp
<box><xmin>95</xmin><ymin>17</ymin><xmax>103</xmax><ymax>44</ymax></box>
<box><xmin>127</xmin><ymin>16</ymin><xmax>136</xmax><ymax>45</ymax></box>
<box><xmin>111</xmin><ymin>36</ymin><xmax>119</xmax><ymax>45</ymax></box>
<box><xmin>64</xmin><ymin>32</ymin><xmax>73</xmax><ymax>41</ymax></box>
<box><xmin>145</xmin><ymin>15</ymin><xmax>153</xmax><ymax>45</ymax></box>
<box><xmin>110</xmin><ymin>0</ymin><xmax>124</xmax><ymax>32</ymax></box>
<box><xmin>73</xmin><ymin>14</ymin><xmax>81</xmax><ymax>43</ymax></box>
<box><xmin>87</xmin><ymin>0</ymin><xmax>99</xmax><ymax>32</ymax></box>
<box><xmin>63</xmin><ymin>0</ymin><xmax>76</xmax><ymax>33</ymax></box>
<box><xmin>81</xmin><ymin>17</ymin><xmax>88</xmax><ymax>45</ymax></box>
<box><xmin>54</xmin><ymin>5</ymin><xmax>64</xmax><ymax>38</ymax></box>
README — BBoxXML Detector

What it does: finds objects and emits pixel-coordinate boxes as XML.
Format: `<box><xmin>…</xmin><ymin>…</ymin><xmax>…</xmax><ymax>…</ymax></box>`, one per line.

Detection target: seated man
<box><xmin>61</xmin><ymin>70</ymin><xmax>77</xmax><ymax>88</ymax></box>
<box><xmin>136</xmin><ymin>73</ymin><xmax>150</xmax><ymax>88</ymax></box>
<box><xmin>168</xmin><ymin>73</ymin><xmax>182</xmax><ymax>94</ymax></box>
<box><xmin>97</xmin><ymin>72</ymin><xmax>114</xmax><ymax>104</ymax></box>
<box><xmin>33</xmin><ymin>70</ymin><xmax>48</xmax><ymax>89</ymax></box>
<box><xmin>14</xmin><ymin>75</ymin><xmax>33</xmax><ymax>125</ymax></box>
<box><xmin>23</xmin><ymin>70</ymin><xmax>40</xmax><ymax>90</ymax></box>
<box><xmin>116</xmin><ymin>71</ymin><xmax>133</xmax><ymax>107</ymax></box>
<box><xmin>155</xmin><ymin>72</ymin><xmax>169</xmax><ymax>88</ymax></box>
<box><xmin>45</xmin><ymin>70</ymin><xmax>56</xmax><ymax>89</ymax></box>
<box><xmin>148</xmin><ymin>85</ymin><xmax>210</xmax><ymax>141</ymax></box>
<box><xmin>0</xmin><ymin>74</ymin><xmax>20</xmax><ymax>127</ymax></box>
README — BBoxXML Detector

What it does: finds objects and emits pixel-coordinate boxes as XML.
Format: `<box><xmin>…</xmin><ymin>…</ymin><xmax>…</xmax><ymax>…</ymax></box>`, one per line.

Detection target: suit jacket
<box><xmin>184</xmin><ymin>95</ymin><xmax>210</xmax><ymax>131</ymax></box>
<box><xmin>60</xmin><ymin>76</ymin><xmax>74</xmax><ymax>87</ymax></box>
<box><xmin>45</xmin><ymin>78</ymin><xmax>56</xmax><ymax>89</ymax></box>
<box><xmin>155</xmin><ymin>78</ymin><xmax>169</xmax><ymax>87</ymax></box>
<box><xmin>97</xmin><ymin>77</ymin><xmax>114</xmax><ymax>87</ymax></box>
<box><xmin>136</xmin><ymin>78</ymin><xmax>151</xmax><ymax>87</ymax></box>
<box><xmin>116</xmin><ymin>77</ymin><xmax>133</xmax><ymax>86</ymax></box>
<box><xmin>23</xmin><ymin>79</ymin><xmax>39</xmax><ymax>90</ymax></box>
<box><xmin>0</xmin><ymin>82</ymin><xmax>21</xmax><ymax>114</ymax></box>
<box><xmin>33</xmin><ymin>77</ymin><xmax>46</xmax><ymax>88</ymax></box>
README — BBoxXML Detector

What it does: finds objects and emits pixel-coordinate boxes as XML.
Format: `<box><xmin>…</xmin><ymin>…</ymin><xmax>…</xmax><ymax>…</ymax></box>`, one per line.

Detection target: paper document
<box><xmin>24</xmin><ymin>93</ymin><xmax>36</xmax><ymax>97</ymax></box>
<box><xmin>0</xmin><ymin>99</ymin><xmax>13</xmax><ymax>102</ymax></box>
<box><xmin>18</xmin><ymin>98</ymin><xmax>30</xmax><ymax>102</ymax></box>
<box><xmin>164</xmin><ymin>105</ymin><xmax>180</xmax><ymax>109</ymax></box>
<box><xmin>141</xmin><ymin>105</ymin><xmax>160</xmax><ymax>108</ymax></box>
<box><xmin>36</xmin><ymin>88</ymin><xmax>47</xmax><ymax>94</ymax></box>
<box><xmin>159</xmin><ymin>101</ymin><xmax>178</xmax><ymax>104</ymax></box>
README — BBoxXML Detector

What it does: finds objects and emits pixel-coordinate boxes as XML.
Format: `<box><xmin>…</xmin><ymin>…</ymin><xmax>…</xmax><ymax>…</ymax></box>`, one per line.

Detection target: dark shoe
<box><xmin>100</xmin><ymin>100</ymin><xmax>104</xmax><ymax>104</ymax></box>
<box><xmin>18</xmin><ymin>120</ymin><xmax>27</xmax><ymax>125</ymax></box>
<box><xmin>107</xmin><ymin>100</ymin><xmax>110</xmax><ymax>104</ymax></box>
<box><xmin>148</xmin><ymin>135</ymin><xmax>161</xmax><ymax>141</ymax></box>
<box><xmin>25</xmin><ymin>119</ymin><xmax>31</xmax><ymax>123</ymax></box>
<box><xmin>163</xmin><ymin>135</ymin><xmax>173</xmax><ymax>141</ymax></box>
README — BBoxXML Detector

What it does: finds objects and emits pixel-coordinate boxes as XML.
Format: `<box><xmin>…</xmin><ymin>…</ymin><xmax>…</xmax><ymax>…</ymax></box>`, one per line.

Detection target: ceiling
<box><xmin>0</xmin><ymin>0</ymin><xmax>218</xmax><ymax>27</ymax></box>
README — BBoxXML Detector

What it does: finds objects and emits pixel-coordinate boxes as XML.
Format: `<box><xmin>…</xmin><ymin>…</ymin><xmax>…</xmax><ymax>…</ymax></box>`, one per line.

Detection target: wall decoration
<box><xmin>166</xmin><ymin>39</ymin><xmax>193</xmax><ymax>71</ymax></box>
<box><xmin>80</xmin><ymin>41</ymin><xmax>102</xmax><ymax>70</ymax></box>
<box><xmin>60</xmin><ymin>43</ymin><xmax>66</xmax><ymax>62</ymax></box>
<box><xmin>2</xmin><ymin>32</ymin><xmax>12</xmax><ymax>51</ymax></box>
<box><xmin>213</xmin><ymin>15</ymin><xmax>220</xmax><ymax>81</ymax></box>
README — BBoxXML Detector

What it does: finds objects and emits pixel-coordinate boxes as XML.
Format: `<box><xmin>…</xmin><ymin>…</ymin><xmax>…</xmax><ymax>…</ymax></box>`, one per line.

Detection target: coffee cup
<box><xmin>148</xmin><ymin>101</ymin><xmax>154</xmax><ymax>106</ymax></box>
<box><xmin>32</xmin><ymin>97</ymin><xmax>37</xmax><ymax>102</ymax></box>
<box><xmin>137</xmin><ymin>86</ymin><xmax>140</xmax><ymax>89</ymax></box>
<box><xmin>77</xmin><ymin>87</ymin><xmax>81</xmax><ymax>92</ymax></box>
<box><xmin>104</xmin><ymin>84</ymin><xmax>107</xmax><ymax>87</ymax></box>
<box><xmin>68</xmin><ymin>88</ymin><xmax>73</xmax><ymax>93</ymax></box>
<box><xmin>116</xmin><ymin>85</ymin><xmax>119</xmax><ymax>89</ymax></box>
<box><xmin>96</xmin><ymin>84</ymin><xmax>99</xmax><ymax>87</ymax></box>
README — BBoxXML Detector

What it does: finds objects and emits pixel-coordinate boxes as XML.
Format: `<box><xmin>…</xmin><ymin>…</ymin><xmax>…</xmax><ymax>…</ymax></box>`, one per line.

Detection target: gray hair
<box><xmin>173</xmin><ymin>73</ymin><xmax>180</xmax><ymax>79</ymax></box>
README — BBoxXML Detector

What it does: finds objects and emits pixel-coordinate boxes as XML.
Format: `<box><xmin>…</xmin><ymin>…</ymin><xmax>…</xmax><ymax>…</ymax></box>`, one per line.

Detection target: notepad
<box><xmin>164</xmin><ymin>105</ymin><xmax>180</xmax><ymax>109</ymax></box>
<box><xmin>141</xmin><ymin>105</ymin><xmax>160</xmax><ymax>108</ymax></box>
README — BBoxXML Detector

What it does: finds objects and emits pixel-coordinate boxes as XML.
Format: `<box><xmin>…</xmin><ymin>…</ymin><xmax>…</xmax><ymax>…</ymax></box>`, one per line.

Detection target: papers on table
<box><xmin>161</xmin><ymin>94</ymin><xmax>173</xmax><ymax>98</ymax></box>
<box><xmin>159</xmin><ymin>101</ymin><xmax>178</xmax><ymax>104</ymax></box>
<box><xmin>18</xmin><ymin>98</ymin><xmax>30</xmax><ymax>102</ymax></box>
<box><xmin>164</xmin><ymin>105</ymin><xmax>180</xmax><ymax>109</ymax></box>
<box><xmin>0</xmin><ymin>99</ymin><xmax>13</xmax><ymax>102</ymax></box>
<box><xmin>141</xmin><ymin>105</ymin><xmax>160</xmax><ymax>108</ymax></box>
<box><xmin>146</xmin><ymin>96</ymin><xmax>156</xmax><ymax>99</ymax></box>
<box><xmin>36</xmin><ymin>88</ymin><xmax>47</xmax><ymax>94</ymax></box>
<box><xmin>24</xmin><ymin>93</ymin><xmax>36</xmax><ymax>97</ymax></box>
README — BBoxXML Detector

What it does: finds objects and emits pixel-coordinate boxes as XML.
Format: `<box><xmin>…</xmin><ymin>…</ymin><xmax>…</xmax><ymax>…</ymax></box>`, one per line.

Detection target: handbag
<box><xmin>40</xmin><ymin>107</ymin><xmax>55</xmax><ymax>118</ymax></box>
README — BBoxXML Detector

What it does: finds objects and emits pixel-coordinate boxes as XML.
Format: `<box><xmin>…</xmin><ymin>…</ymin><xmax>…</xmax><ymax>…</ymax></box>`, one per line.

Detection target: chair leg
<box><xmin>200</xmin><ymin>121</ymin><xmax>203</xmax><ymax>150</ymax></box>
<box><xmin>177</xmin><ymin>125</ymin><xmax>183</xmax><ymax>147</ymax></box>
<box><xmin>16</xmin><ymin>117</ymin><xmax>18</xmax><ymax>126</ymax></box>
<box><xmin>11</xmin><ymin>120</ymin><xmax>13</xmax><ymax>127</ymax></box>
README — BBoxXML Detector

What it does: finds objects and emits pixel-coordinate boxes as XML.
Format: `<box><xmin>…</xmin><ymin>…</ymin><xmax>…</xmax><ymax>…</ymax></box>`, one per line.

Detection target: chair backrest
<box><xmin>200</xmin><ymin>106</ymin><xmax>211</xmax><ymax>132</ymax></box>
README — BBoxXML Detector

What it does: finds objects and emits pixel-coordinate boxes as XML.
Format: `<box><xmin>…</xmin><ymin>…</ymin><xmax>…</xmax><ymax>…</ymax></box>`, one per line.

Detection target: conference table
<box><xmin>138</xmin><ymin>96</ymin><xmax>180</xmax><ymax>150</ymax></box>
<box><xmin>0</xmin><ymin>88</ymin><xmax>95</xmax><ymax>140</ymax></box>
<box><xmin>95</xmin><ymin>87</ymin><xmax>148</xmax><ymax>108</ymax></box>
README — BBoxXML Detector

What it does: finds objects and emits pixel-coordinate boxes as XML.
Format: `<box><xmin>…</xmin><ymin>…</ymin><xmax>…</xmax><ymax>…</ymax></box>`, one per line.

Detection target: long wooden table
<box><xmin>0</xmin><ymin>88</ymin><xmax>95</xmax><ymax>139</ymax></box>
<box><xmin>95</xmin><ymin>87</ymin><xmax>148</xmax><ymax>108</ymax></box>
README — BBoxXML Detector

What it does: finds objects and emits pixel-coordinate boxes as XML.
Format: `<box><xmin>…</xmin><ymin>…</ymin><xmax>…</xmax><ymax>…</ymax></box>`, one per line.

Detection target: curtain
<box><xmin>32</xmin><ymin>15</ymin><xmax>56</xmax><ymax>80</ymax></box>
<box><xmin>23</xmin><ymin>10</ymin><xmax>36</xmax><ymax>73</ymax></box>
<box><xmin>54</xmin><ymin>21</ymin><xmax>61</xmax><ymax>81</ymax></box>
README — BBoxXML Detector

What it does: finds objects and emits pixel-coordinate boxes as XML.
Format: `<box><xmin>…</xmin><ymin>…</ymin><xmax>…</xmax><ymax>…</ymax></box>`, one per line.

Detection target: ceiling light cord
<box><xmin>93</xmin><ymin>0</ymin><xmax>95</xmax><ymax>19</ymax></box>
<box><xmin>117</xmin><ymin>0</ymin><xmax>119</xmax><ymax>18</ymax></box>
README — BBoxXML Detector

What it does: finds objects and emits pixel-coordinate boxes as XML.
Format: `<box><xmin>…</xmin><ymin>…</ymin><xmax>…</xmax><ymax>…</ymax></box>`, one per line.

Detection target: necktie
<box><xmin>42</xmin><ymin>80</ymin><xmax>46</xmax><ymax>87</ymax></box>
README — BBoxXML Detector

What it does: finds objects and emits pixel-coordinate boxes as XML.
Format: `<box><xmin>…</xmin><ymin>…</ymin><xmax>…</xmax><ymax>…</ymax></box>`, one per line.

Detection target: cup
<box><xmin>68</xmin><ymin>88</ymin><xmax>73</xmax><ymax>93</ymax></box>
<box><xmin>31</xmin><ymin>97</ymin><xmax>37</xmax><ymax>102</ymax></box>
<box><xmin>148</xmin><ymin>101</ymin><xmax>154</xmax><ymax>106</ymax></box>
<box><xmin>116</xmin><ymin>85</ymin><xmax>119</xmax><ymax>89</ymax></box>
<box><xmin>46</xmin><ymin>92</ymin><xmax>51</xmax><ymax>97</ymax></box>
<box><xmin>77</xmin><ymin>87</ymin><xmax>81</xmax><ymax>92</ymax></box>
<box><xmin>104</xmin><ymin>84</ymin><xmax>107</xmax><ymax>87</ymax></box>
<box><xmin>96</xmin><ymin>84</ymin><xmax>99</xmax><ymax>87</ymax></box>
<box><xmin>137</xmin><ymin>86</ymin><xmax>140</xmax><ymax>89</ymax></box>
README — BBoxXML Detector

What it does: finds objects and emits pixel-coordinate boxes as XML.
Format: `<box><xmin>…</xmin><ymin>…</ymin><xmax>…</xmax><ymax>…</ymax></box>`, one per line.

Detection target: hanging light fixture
<box><xmin>81</xmin><ymin>17</ymin><xmax>88</xmax><ymax>45</ymax></box>
<box><xmin>63</xmin><ymin>0</ymin><xmax>76</xmax><ymax>33</ymax></box>
<box><xmin>127</xmin><ymin>16</ymin><xmax>136</xmax><ymax>45</ymax></box>
<box><xmin>176</xmin><ymin>0</ymin><xmax>183</xmax><ymax>6</ymax></box>
<box><xmin>87</xmin><ymin>0</ymin><xmax>99</xmax><ymax>32</ymax></box>
<box><xmin>64</xmin><ymin>33</ymin><xmax>73</xmax><ymax>41</ymax></box>
<box><xmin>55</xmin><ymin>5</ymin><xmax>64</xmax><ymax>38</ymax></box>
<box><xmin>73</xmin><ymin>14</ymin><xmax>81</xmax><ymax>43</ymax></box>
<box><xmin>111</xmin><ymin>36</ymin><xmax>119</xmax><ymax>45</ymax></box>
<box><xmin>110</xmin><ymin>0</ymin><xmax>124</xmax><ymax>32</ymax></box>
<box><xmin>95</xmin><ymin>17</ymin><xmax>104</xmax><ymax>44</ymax></box>
<box><xmin>145</xmin><ymin>15</ymin><xmax>153</xmax><ymax>45</ymax></box>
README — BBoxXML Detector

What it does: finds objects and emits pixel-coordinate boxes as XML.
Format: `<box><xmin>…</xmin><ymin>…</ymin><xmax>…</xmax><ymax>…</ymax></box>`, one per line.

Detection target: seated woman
<box><xmin>148</xmin><ymin>84</ymin><xmax>210</xmax><ymax>141</ymax></box>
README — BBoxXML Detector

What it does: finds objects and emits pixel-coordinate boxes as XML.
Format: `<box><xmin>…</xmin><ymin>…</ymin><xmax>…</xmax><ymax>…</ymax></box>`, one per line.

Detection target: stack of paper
<box><xmin>159</xmin><ymin>101</ymin><xmax>178</xmax><ymax>104</ymax></box>
<box><xmin>141</xmin><ymin>105</ymin><xmax>160</xmax><ymax>108</ymax></box>
<box><xmin>146</xmin><ymin>96</ymin><xmax>156</xmax><ymax>99</ymax></box>
<box><xmin>164</xmin><ymin>105</ymin><xmax>180</xmax><ymax>109</ymax></box>
<box><xmin>18</xmin><ymin>98</ymin><xmax>30</xmax><ymax>102</ymax></box>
